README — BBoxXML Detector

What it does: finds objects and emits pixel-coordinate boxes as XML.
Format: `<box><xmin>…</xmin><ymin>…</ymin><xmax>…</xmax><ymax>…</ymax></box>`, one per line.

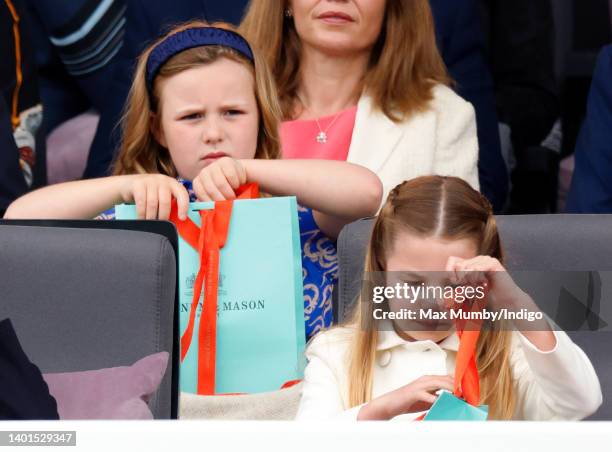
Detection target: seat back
<box><xmin>0</xmin><ymin>221</ymin><xmax>179</xmax><ymax>419</ymax></box>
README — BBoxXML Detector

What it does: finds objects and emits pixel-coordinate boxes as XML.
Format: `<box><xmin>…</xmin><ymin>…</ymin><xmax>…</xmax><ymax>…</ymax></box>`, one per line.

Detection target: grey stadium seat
<box><xmin>0</xmin><ymin>220</ymin><xmax>179</xmax><ymax>419</ymax></box>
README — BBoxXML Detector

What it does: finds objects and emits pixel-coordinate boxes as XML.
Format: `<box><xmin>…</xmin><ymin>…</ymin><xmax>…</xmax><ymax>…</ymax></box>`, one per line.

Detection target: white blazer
<box><xmin>347</xmin><ymin>84</ymin><xmax>480</xmax><ymax>205</ymax></box>
<box><xmin>296</xmin><ymin>324</ymin><xmax>602</xmax><ymax>420</ymax></box>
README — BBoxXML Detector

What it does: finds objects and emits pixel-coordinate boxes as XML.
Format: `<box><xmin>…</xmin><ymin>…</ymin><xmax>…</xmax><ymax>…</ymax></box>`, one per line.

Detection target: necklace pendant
<box><xmin>316</xmin><ymin>131</ymin><xmax>328</xmax><ymax>143</ymax></box>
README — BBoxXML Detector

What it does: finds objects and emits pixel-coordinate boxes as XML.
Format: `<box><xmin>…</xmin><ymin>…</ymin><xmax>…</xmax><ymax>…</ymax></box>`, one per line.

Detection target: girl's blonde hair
<box><xmin>240</xmin><ymin>0</ymin><xmax>451</xmax><ymax>122</ymax></box>
<box><xmin>347</xmin><ymin>176</ymin><xmax>516</xmax><ymax>420</ymax></box>
<box><xmin>113</xmin><ymin>21</ymin><xmax>282</xmax><ymax>176</ymax></box>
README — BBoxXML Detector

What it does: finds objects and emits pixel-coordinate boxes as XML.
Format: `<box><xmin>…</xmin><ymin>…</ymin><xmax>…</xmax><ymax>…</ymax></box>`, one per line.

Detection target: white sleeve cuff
<box><xmin>338</xmin><ymin>404</ymin><xmax>365</xmax><ymax>421</ymax></box>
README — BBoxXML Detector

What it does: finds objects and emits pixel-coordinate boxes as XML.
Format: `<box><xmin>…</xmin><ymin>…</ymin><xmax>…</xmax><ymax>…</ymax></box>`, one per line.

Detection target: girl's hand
<box><xmin>446</xmin><ymin>255</ymin><xmax>556</xmax><ymax>350</ymax></box>
<box><xmin>445</xmin><ymin>255</ymin><xmax>530</xmax><ymax>310</ymax></box>
<box><xmin>120</xmin><ymin>174</ymin><xmax>190</xmax><ymax>220</ymax></box>
<box><xmin>192</xmin><ymin>157</ymin><xmax>247</xmax><ymax>202</ymax></box>
<box><xmin>357</xmin><ymin>375</ymin><xmax>454</xmax><ymax>420</ymax></box>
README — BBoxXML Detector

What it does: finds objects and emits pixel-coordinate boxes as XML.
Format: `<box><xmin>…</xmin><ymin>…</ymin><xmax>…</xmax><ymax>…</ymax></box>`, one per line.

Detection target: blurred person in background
<box><xmin>1</xmin><ymin>0</ymin><xmax>45</xmax><ymax>216</ymax></box>
<box><xmin>556</xmin><ymin>0</ymin><xmax>611</xmax><ymax>210</ymax></box>
<box><xmin>23</xmin><ymin>0</ymin><xmax>126</xmax><ymax>133</ymax></box>
<box><xmin>430</xmin><ymin>0</ymin><xmax>508</xmax><ymax>212</ymax></box>
<box><xmin>479</xmin><ymin>0</ymin><xmax>559</xmax><ymax>213</ymax></box>
<box><xmin>566</xmin><ymin>44</ymin><xmax>612</xmax><ymax>213</ymax></box>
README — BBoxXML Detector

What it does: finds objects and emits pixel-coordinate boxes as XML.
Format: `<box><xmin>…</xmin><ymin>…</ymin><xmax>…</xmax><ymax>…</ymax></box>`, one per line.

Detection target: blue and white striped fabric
<box><xmin>46</xmin><ymin>0</ymin><xmax>126</xmax><ymax>76</ymax></box>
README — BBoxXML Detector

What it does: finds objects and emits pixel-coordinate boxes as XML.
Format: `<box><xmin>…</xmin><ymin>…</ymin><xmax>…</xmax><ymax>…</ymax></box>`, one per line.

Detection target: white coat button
<box><xmin>378</xmin><ymin>350</ymin><xmax>392</xmax><ymax>367</ymax></box>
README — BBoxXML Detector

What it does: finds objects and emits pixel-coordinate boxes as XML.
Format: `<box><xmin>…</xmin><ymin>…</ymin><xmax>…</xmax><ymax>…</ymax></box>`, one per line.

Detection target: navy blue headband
<box><xmin>145</xmin><ymin>27</ymin><xmax>255</xmax><ymax>93</ymax></box>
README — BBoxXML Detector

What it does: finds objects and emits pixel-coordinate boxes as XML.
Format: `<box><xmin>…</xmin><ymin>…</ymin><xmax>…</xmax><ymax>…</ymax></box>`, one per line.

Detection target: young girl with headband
<box><xmin>296</xmin><ymin>176</ymin><xmax>602</xmax><ymax>420</ymax></box>
<box><xmin>5</xmin><ymin>22</ymin><xmax>383</xmax><ymax>340</ymax></box>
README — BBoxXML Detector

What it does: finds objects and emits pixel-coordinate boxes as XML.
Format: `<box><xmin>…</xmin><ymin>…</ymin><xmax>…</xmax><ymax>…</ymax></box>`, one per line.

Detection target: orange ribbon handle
<box><xmin>452</xmin><ymin>293</ymin><xmax>485</xmax><ymax>406</ymax></box>
<box><xmin>453</xmin><ymin>329</ymin><xmax>481</xmax><ymax>406</ymax></box>
<box><xmin>415</xmin><ymin>331</ymin><xmax>480</xmax><ymax>421</ymax></box>
<box><xmin>169</xmin><ymin>183</ymin><xmax>259</xmax><ymax>395</ymax></box>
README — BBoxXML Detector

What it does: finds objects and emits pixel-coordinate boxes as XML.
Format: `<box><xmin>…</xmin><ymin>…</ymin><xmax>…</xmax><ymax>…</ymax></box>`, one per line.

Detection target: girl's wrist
<box><xmin>238</xmin><ymin>158</ymin><xmax>256</xmax><ymax>185</ymax></box>
<box><xmin>358</xmin><ymin>400</ymin><xmax>389</xmax><ymax>421</ymax></box>
<box><xmin>358</xmin><ymin>395</ymin><xmax>394</xmax><ymax>420</ymax></box>
<box><xmin>117</xmin><ymin>174</ymin><xmax>138</xmax><ymax>203</ymax></box>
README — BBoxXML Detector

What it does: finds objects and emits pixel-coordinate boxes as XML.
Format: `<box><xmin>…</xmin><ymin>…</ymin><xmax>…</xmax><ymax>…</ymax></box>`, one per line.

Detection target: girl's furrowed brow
<box><xmin>175</xmin><ymin>105</ymin><xmax>205</xmax><ymax>114</ymax></box>
<box><xmin>220</xmin><ymin>101</ymin><xmax>251</xmax><ymax>108</ymax></box>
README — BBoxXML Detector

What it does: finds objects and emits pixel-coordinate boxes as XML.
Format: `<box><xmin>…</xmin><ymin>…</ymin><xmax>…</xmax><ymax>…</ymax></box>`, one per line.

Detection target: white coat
<box><xmin>296</xmin><ymin>323</ymin><xmax>602</xmax><ymax>420</ymax></box>
<box><xmin>346</xmin><ymin>84</ymin><xmax>480</xmax><ymax>205</ymax></box>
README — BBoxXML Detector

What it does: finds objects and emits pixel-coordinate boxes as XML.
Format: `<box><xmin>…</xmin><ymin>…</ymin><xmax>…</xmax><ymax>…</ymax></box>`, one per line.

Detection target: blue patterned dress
<box><xmin>99</xmin><ymin>179</ymin><xmax>337</xmax><ymax>339</ymax></box>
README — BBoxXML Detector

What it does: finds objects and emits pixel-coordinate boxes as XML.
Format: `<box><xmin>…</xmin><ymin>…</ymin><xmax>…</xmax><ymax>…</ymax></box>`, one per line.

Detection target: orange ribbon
<box><xmin>415</xmin><ymin>294</ymin><xmax>484</xmax><ymax>420</ymax></box>
<box><xmin>453</xmin><ymin>292</ymin><xmax>486</xmax><ymax>406</ymax></box>
<box><xmin>453</xmin><ymin>329</ymin><xmax>481</xmax><ymax>406</ymax></box>
<box><xmin>169</xmin><ymin>183</ymin><xmax>259</xmax><ymax>395</ymax></box>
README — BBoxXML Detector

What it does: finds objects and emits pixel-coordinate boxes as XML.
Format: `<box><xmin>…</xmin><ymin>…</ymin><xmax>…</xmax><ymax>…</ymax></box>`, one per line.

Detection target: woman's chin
<box><xmin>310</xmin><ymin>37</ymin><xmax>368</xmax><ymax>57</ymax></box>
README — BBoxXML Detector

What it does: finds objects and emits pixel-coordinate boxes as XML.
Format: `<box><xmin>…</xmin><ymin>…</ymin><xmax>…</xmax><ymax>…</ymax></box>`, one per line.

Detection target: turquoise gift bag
<box><xmin>116</xmin><ymin>194</ymin><xmax>305</xmax><ymax>395</ymax></box>
<box><xmin>424</xmin><ymin>391</ymin><xmax>488</xmax><ymax>421</ymax></box>
<box><xmin>422</xmin><ymin>329</ymin><xmax>488</xmax><ymax>421</ymax></box>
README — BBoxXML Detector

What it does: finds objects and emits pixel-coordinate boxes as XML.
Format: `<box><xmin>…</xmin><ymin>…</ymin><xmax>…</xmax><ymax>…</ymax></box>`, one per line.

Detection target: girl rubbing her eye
<box><xmin>296</xmin><ymin>176</ymin><xmax>602</xmax><ymax>420</ymax></box>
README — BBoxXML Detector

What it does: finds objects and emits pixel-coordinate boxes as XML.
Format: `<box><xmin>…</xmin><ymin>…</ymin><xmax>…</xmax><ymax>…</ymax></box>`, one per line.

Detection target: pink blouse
<box><xmin>280</xmin><ymin>106</ymin><xmax>358</xmax><ymax>161</ymax></box>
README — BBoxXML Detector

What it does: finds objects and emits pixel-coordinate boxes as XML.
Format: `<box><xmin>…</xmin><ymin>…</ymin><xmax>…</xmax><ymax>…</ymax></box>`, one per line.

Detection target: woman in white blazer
<box><xmin>296</xmin><ymin>176</ymin><xmax>602</xmax><ymax>421</ymax></box>
<box><xmin>347</xmin><ymin>86</ymin><xmax>479</xmax><ymax>206</ymax></box>
<box><xmin>241</xmin><ymin>0</ymin><xmax>479</xmax><ymax>206</ymax></box>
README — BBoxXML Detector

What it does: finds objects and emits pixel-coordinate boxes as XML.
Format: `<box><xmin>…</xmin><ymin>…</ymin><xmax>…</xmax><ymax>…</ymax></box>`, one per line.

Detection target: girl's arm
<box><xmin>507</xmin><ymin>296</ymin><xmax>601</xmax><ymax>419</ymax></box>
<box><xmin>510</xmin><ymin>329</ymin><xmax>602</xmax><ymax>420</ymax></box>
<box><xmin>446</xmin><ymin>255</ymin><xmax>602</xmax><ymax>419</ymax></box>
<box><xmin>4</xmin><ymin>176</ymin><xmax>131</xmax><ymax>219</ymax></box>
<box><xmin>245</xmin><ymin>159</ymin><xmax>382</xmax><ymax>238</ymax></box>
<box><xmin>241</xmin><ymin>160</ymin><xmax>382</xmax><ymax>238</ymax></box>
<box><xmin>4</xmin><ymin>174</ymin><xmax>190</xmax><ymax>220</ymax></box>
<box><xmin>193</xmin><ymin>158</ymin><xmax>383</xmax><ymax>239</ymax></box>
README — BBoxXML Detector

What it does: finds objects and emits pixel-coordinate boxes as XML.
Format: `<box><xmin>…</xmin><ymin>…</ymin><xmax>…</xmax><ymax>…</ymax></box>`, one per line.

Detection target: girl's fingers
<box><xmin>404</xmin><ymin>392</ymin><xmax>438</xmax><ymax>414</ymax></box>
<box><xmin>475</xmin><ymin>272</ymin><xmax>488</xmax><ymax>290</ymax></box>
<box><xmin>203</xmin><ymin>176</ymin><xmax>227</xmax><ymax>201</ymax></box>
<box><xmin>414</xmin><ymin>375</ymin><xmax>454</xmax><ymax>393</ymax></box>
<box><xmin>445</xmin><ymin>256</ymin><xmax>459</xmax><ymax>272</ymax></box>
<box><xmin>157</xmin><ymin>186</ymin><xmax>172</xmax><ymax>220</ymax></box>
<box><xmin>171</xmin><ymin>182</ymin><xmax>190</xmax><ymax>221</ymax></box>
<box><xmin>459</xmin><ymin>259</ymin><xmax>478</xmax><ymax>283</ymax></box>
<box><xmin>399</xmin><ymin>376</ymin><xmax>454</xmax><ymax>414</ymax></box>
<box><xmin>145</xmin><ymin>182</ymin><xmax>159</xmax><ymax>219</ymax></box>
<box><xmin>193</xmin><ymin>177</ymin><xmax>210</xmax><ymax>202</ymax></box>
<box><xmin>457</xmin><ymin>259</ymin><xmax>486</xmax><ymax>286</ymax></box>
<box><xmin>213</xmin><ymin>168</ymin><xmax>237</xmax><ymax>199</ymax></box>
<box><xmin>133</xmin><ymin>181</ymin><xmax>147</xmax><ymax>220</ymax></box>
<box><xmin>417</xmin><ymin>391</ymin><xmax>438</xmax><ymax>405</ymax></box>
<box><xmin>469</xmin><ymin>256</ymin><xmax>504</xmax><ymax>273</ymax></box>
<box><xmin>223</xmin><ymin>162</ymin><xmax>242</xmax><ymax>190</ymax></box>
<box><xmin>466</xmin><ymin>270</ymin><xmax>483</xmax><ymax>287</ymax></box>
<box><xmin>456</xmin><ymin>262</ymin><xmax>469</xmax><ymax>285</ymax></box>
<box><xmin>128</xmin><ymin>175</ymin><xmax>196</xmax><ymax>221</ymax></box>
<box><xmin>465</xmin><ymin>258</ymin><xmax>501</xmax><ymax>288</ymax></box>
<box><xmin>446</xmin><ymin>256</ymin><xmax>462</xmax><ymax>284</ymax></box>
<box><xmin>486</xmin><ymin>257</ymin><xmax>505</xmax><ymax>274</ymax></box>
